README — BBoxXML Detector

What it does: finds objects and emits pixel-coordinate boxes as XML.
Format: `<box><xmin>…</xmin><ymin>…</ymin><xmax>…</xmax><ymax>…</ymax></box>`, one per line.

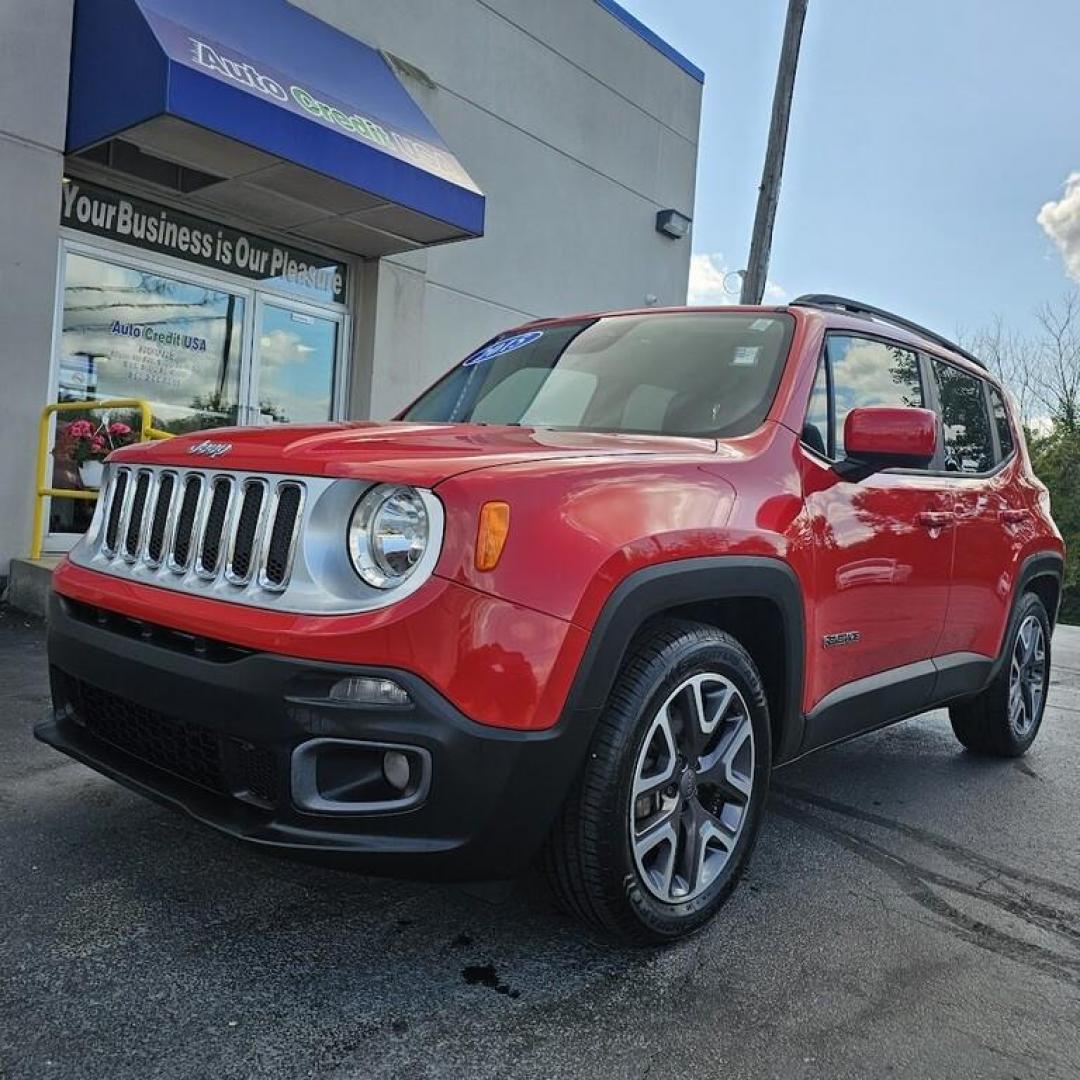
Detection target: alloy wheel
<box><xmin>1009</xmin><ymin>614</ymin><xmax>1047</xmax><ymax>737</ymax></box>
<box><xmin>629</xmin><ymin>672</ymin><xmax>755</xmax><ymax>904</ymax></box>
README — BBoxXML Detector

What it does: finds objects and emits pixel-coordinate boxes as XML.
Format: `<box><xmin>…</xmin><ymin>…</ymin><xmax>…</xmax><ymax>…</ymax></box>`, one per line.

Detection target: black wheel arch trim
<box><xmin>1011</xmin><ymin>550</ymin><xmax>1064</xmax><ymax>629</ymax></box>
<box><xmin>562</xmin><ymin>556</ymin><xmax>806</xmax><ymax>763</ymax></box>
<box><xmin>984</xmin><ymin>550</ymin><xmax>1063</xmax><ymax>686</ymax></box>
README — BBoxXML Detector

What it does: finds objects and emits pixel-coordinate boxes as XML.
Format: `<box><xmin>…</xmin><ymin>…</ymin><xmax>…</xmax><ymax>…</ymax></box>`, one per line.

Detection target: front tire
<box><xmin>543</xmin><ymin>619</ymin><xmax>771</xmax><ymax>943</ymax></box>
<box><xmin>950</xmin><ymin>592</ymin><xmax>1051</xmax><ymax>757</ymax></box>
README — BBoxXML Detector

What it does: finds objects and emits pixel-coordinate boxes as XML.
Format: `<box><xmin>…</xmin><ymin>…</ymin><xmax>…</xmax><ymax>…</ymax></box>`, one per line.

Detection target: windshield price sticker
<box><xmin>463</xmin><ymin>330</ymin><xmax>544</xmax><ymax>367</ymax></box>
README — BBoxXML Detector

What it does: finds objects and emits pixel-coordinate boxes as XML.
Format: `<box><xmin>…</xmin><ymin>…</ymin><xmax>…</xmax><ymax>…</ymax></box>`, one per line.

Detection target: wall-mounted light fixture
<box><xmin>655</xmin><ymin>208</ymin><xmax>692</xmax><ymax>240</ymax></box>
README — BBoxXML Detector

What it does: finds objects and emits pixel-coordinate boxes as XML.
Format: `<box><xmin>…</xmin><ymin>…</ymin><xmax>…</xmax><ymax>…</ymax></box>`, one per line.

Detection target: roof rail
<box><xmin>790</xmin><ymin>294</ymin><xmax>985</xmax><ymax>370</ymax></box>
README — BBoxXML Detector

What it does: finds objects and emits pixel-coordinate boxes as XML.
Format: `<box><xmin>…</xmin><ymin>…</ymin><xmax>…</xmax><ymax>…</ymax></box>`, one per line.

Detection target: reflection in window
<box><xmin>802</xmin><ymin>358</ymin><xmax>830</xmax><ymax>456</ymax></box>
<box><xmin>255</xmin><ymin>305</ymin><xmax>337</xmax><ymax>424</ymax></box>
<box><xmin>59</xmin><ymin>252</ymin><xmax>244</xmax><ymax>434</ymax></box>
<box><xmin>990</xmin><ymin>387</ymin><xmax>1015</xmax><ymax>460</ymax></box>
<box><xmin>933</xmin><ymin>360</ymin><xmax>994</xmax><ymax>473</ymax></box>
<box><xmin>827</xmin><ymin>336</ymin><xmax>922</xmax><ymax>458</ymax></box>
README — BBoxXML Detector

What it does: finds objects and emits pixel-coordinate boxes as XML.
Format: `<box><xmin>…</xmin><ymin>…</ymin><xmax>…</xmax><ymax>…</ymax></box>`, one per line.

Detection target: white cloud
<box><xmin>686</xmin><ymin>252</ymin><xmax>787</xmax><ymax>306</ymax></box>
<box><xmin>687</xmin><ymin>253</ymin><xmax>735</xmax><ymax>305</ymax></box>
<box><xmin>1037</xmin><ymin>172</ymin><xmax>1080</xmax><ymax>281</ymax></box>
<box><xmin>258</xmin><ymin>328</ymin><xmax>315</xmax><ymax>368</ymax></box>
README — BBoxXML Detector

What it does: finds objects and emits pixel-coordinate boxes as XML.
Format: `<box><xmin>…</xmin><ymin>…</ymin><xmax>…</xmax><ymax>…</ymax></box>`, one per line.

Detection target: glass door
<box><xmin>48</xmin><ymin>249</ymin><xmax>250</xmax><ymax>543</ymax></box>
<box><xmin>248</xmin><ymin>297</ymin><xmax>342</xmax><ymax>425</ymax></box>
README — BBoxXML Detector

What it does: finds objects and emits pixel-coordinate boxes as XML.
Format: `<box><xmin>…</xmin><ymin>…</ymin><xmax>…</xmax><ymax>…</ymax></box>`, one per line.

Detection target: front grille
<box><xmin>67</xmin><ymin>676</ymin><xmax>279</xmax><ymax>806</ymax></box>
<box><xmin>91</xmin><ymin>465</ymin><xmax>306</xmax><ymax>596</ymax></box>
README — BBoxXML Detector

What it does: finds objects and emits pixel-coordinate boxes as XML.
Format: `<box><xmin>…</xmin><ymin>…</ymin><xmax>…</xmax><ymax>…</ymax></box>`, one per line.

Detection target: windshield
<box><xmin>401</xmin><ymin>312</ymin><xmax>795</xmax><ymax>438</ymax></box>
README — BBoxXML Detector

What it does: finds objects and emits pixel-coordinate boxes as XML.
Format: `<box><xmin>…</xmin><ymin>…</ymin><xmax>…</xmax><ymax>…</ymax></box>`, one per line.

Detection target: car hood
<box><xmin>111</xmin><ymin>422</ymin><xmax>718</xmax><ymax>486</ymax></box>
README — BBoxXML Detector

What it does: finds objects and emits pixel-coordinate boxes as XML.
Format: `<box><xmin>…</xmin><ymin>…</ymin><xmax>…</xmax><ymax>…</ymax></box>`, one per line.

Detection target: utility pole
<box><xmin>740</xmin><ymin>0</ymin><xmax>809</xmax><ymax>305</ymax></box>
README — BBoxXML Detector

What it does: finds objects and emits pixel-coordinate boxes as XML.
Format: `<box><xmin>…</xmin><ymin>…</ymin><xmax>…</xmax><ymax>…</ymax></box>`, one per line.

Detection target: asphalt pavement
<box><xmin>1</xmin><ymin>603</ymin><xmax>1078</xmax><ymax>1080</ymax></box>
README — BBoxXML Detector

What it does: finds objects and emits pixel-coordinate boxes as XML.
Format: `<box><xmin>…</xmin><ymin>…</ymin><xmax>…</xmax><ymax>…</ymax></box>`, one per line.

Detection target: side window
<box><xmin>801</xmin><ymin>358</ymin><xmax>830</xmax><ymax>457</ymax></box>
<box><xmin>990</xmin><ymin>387</ymin><xmax>1016</xmax><ymax>460</ymax></box>
<box><xmin>828</xmin><ymin>336</ymin><xmax>923</xmax><ymax>458</ymax></box>
<box><xmin>932</xmin><ymin>360</ymin><xmax>994</xmax><ymax>473</ymax></box>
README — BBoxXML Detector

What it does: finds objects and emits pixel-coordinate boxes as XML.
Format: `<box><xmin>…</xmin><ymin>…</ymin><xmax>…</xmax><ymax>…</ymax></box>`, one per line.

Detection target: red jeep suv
<box><xmin>38</xmin><ymin>295</ymin><xmax>1064</xmax><ymax>942</ymax></box>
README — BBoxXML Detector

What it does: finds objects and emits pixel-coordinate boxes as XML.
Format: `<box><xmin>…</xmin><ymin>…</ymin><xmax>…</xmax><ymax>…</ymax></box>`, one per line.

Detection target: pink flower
<box><xmin>90</xmin><ymin>435</ymin><xmax>106</xmax><ymax>453</ymax></box>
<box><xmin>67</xmin><ymin>420</ymin><xmax>94</xmax><ymax>439</ymax></box>
<box><xmin>108</xmin><ymin>422</ymin><xmax>132</xmax><ymax>437</ymax></box>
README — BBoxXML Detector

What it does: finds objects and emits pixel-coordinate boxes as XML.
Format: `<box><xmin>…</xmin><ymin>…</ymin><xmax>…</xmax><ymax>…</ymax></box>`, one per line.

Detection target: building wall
<box><xmin>0</xmin><ymin>0</ymin><xmax>75</xmax><ymax>579</ymax></box>
<box><xmin>297</xmin><ymin>0</ymin><xmax>703</xmax><ymax>418</ymax></box>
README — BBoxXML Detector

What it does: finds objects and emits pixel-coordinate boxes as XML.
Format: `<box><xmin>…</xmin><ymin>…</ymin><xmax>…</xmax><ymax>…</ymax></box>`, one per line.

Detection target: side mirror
<box><xmin>840</xmin><ymin>406</ymin><xmax>937</xmax><ymax>477</ymax></box>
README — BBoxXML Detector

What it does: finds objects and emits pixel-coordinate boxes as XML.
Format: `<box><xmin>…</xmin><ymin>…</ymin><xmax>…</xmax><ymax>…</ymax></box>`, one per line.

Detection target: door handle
<box><xmin>1000</xmin><ymin>508</ymin><xmax>1030</xmax><ymax>524</ymax></box>
<box><xmin>918</xmin><ymin>511</ymin><xmax>955</xmax><ymax>529</ymax></box>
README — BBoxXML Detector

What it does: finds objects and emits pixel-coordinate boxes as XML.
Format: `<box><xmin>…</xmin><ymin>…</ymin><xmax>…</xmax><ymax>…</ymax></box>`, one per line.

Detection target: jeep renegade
<box><xmin>37</xmin><ymin>294</ymin><xmax>1064</xmax><ymax>942</ymax></box>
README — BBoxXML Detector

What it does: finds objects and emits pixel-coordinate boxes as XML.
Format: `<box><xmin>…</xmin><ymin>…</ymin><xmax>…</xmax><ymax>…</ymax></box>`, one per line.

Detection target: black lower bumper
<box><xmin>38</xmin><ymin>593</ymin><xmax>591</xmax><ymax>880</ymax></box>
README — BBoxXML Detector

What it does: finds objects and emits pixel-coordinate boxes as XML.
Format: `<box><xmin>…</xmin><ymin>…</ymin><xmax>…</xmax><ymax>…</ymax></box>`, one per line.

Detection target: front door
<box><xmin>799</xmin><ymin>334</ymin><xmax>955</xmax><ymax>722</ymax></box>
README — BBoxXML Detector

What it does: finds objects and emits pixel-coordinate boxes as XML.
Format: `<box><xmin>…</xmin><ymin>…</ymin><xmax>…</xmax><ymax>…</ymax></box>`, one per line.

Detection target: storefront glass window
<box><xmin>254</xmin><ymin>303</ymin><xmax>338</xmax><ymax>424</ymax></box>
<box><xmin>59</xmin><ymin>252</ymin><xmax>246</xmax><ymax>429</ymax></box>
<box><xmin>50</xmin><ymin>252</ymin><xmax>246</xmax><ymax>534</ymax></box>
<box><xmin>47</xmin><ymin>246</ymin><xmax>345</xmax><ymax>543</ymax></box>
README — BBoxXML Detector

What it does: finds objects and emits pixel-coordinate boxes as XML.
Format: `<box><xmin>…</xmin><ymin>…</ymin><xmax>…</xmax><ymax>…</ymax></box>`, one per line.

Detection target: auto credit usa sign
<box><xmin>143</xmin><ymin>9</ymin><xmax>480</xmax><ymax>192</ymax></box>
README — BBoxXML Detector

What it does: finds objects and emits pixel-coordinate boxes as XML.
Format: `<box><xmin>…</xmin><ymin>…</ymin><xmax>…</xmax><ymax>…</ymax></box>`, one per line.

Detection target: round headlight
<box><xmin>348</xmin><ymin>485</ymin><xmax>430</xmax><ymax>589</ymax></box>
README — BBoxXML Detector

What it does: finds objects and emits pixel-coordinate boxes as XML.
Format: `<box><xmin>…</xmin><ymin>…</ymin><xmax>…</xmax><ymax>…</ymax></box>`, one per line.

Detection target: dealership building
<box><xmin>0</xmin><ymin>0</ymin><xmax>703</xmax><ymax>592</ymax></box>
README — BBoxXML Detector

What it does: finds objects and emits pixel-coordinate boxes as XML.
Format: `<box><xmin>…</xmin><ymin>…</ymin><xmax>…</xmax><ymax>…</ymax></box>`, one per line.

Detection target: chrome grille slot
<box><xmin>260</xmin><ymin>483</ymin><xmax>304</xmax><ymax>590</ymax></box>
<box><xmin>197</xmin><ymin>476</ymin><xmax>234</xmax><ymax>578</ymax></box>
<box><xmin>169</xmin><ymin>474</ymin><xmax>204</xmax><ymax>572</ymax></box>
<box><xmin>145</xmin><ymin>472</ymin><xmax>176</xmax><ymax>566</ymax></box>
<box><xmin>103</xmin><ymin>468</ymin><xmax>129</xmax><ymax>556</ymax></box>
<box><xmin>226</xmin><ymin>480</ymin><xmax>267</xmax><ymax>584</ymax></box>
<box><xmin>123</xmin><ymin>470</ymin><xmax>153</xmax><ymax>560</ymax></box>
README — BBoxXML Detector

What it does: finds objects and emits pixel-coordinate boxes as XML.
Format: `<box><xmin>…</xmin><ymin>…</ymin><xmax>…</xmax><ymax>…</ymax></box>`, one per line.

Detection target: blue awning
<box><xmin>66</xmin><ymin>0</ymin><xmax>485</xmax><ymax>255</ymax></box>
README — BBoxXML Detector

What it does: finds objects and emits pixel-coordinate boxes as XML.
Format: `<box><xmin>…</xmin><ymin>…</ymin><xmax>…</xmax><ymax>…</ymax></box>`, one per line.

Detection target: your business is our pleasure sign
<box><xmin>61</xmin><ymin>178</ymin><xmax>348</xmax><ymax>304</ymax></box>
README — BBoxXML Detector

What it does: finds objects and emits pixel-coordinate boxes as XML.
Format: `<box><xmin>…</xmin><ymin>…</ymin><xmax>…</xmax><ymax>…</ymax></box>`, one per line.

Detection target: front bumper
<box><xmin>37</xmin><ymin>592</ymin><xmax>591</xmax><ymax>880</ymax></box>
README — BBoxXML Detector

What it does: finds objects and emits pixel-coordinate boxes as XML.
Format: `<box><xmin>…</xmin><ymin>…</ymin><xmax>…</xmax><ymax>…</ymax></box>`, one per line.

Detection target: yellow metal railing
<box><xmin>31</xmin><ymin>399</ymin><xmax>172</xmax><ymax>559</ymax></box>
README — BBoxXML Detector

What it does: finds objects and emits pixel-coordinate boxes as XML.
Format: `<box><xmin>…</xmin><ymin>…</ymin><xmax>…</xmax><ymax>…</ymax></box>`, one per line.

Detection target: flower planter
<box><xmin>79</xmin><ymin>460</ymin><xmax>105</xmax><ymax>489</ymax></box>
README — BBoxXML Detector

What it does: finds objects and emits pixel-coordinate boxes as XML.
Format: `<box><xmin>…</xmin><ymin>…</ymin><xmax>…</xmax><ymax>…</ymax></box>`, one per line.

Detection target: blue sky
<box><xmin>622</xmin><ymin>0</ymin><xmax>1080</xmax><ymax>338</ymax></box>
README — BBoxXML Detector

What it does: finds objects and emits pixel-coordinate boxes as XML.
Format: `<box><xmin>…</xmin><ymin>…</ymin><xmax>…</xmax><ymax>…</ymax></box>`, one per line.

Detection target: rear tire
<box><xmin>543</xmin><ymin>618</ymin><xmax>771</xmax><ymax>943</ymax></box>
<box><xmin>950</xmin><ymin>592</ymin><xmax>1051</xmax><ymax>758</ymax></box>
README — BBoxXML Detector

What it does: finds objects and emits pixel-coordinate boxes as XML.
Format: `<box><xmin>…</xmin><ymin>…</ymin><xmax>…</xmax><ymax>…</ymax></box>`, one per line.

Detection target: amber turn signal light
<box><xmin>475</xmin><ymin>501</ymin><xmax>510</xmax><ymax>571</ymax></box>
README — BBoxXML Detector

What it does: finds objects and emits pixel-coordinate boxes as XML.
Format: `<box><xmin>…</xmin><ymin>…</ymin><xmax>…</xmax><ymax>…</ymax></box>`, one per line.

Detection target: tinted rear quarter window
<box><xmin>990</xmin><ymin>387</ymin><xmax>1016</xmax><ymax>460</ymax></box>
<box><xmin>932</xmin><ymin>359</ymin><xmax>995</xmax><ymax>473</ymax></box>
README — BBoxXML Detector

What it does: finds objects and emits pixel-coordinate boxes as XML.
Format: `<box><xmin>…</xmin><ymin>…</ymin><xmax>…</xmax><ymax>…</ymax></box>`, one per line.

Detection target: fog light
<box><xmin>383</xmin><ymin>750</ymin><xmax>411</xmax><ymax>791</ymax></box>
<box><xmin>328</xmin><ymin>676</ymin><xmax>411</xmax><ymax>707</ymax></box>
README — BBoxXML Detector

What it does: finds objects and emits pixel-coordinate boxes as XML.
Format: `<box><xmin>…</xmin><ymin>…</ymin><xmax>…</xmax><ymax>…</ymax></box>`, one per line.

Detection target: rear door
<box><xmin>926</xmin><ymin>359</ymin><xmax>1021</xmax><ymax>661</ymax></box>
<box><xmin>799</xmin><ymin>334</ymin><xmax>956</xmax><ymax>718</ymax></box>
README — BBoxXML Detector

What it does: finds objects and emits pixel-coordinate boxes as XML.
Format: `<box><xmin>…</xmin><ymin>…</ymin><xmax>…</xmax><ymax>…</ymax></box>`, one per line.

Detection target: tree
<box><xmin>967</xmin><ymin>292</ymin><xmax>1080</xmax><ymax>622</ymax></box>
<box><xmin>1033</xmin><ymin>293</ymin><xmax>1080</xmax><ymax>434</ymax></box>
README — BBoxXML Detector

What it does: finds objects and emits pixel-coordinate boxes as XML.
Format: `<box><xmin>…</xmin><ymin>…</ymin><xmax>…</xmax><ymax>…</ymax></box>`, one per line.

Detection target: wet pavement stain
<box><xmin>462</xmin><ymin>964</ymin><xmax>520</xmax><ymax>999</ymax></box>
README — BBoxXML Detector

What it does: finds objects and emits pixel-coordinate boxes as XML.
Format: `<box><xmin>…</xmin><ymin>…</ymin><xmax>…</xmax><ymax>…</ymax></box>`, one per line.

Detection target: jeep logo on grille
<box><xmin>188</xmin><ymin>440</ymin><xmax>233</xmax><ymax>458</ymax></box>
